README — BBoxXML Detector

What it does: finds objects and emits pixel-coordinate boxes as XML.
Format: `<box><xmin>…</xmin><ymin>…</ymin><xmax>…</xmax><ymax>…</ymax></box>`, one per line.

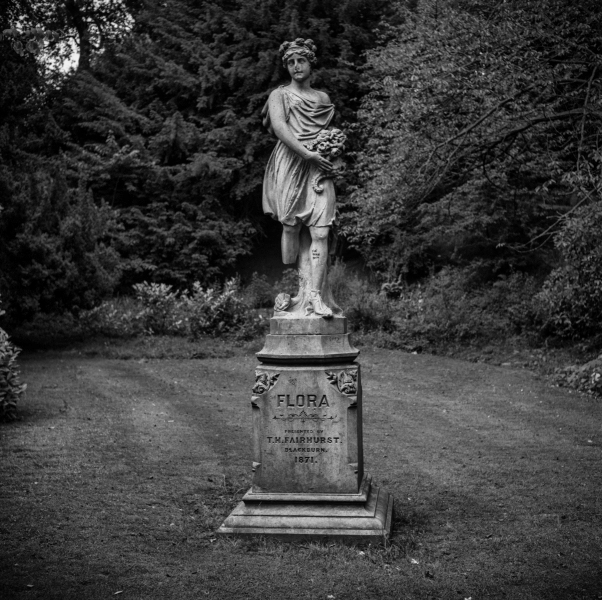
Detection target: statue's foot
<box><xmin>308</xmin><ymin>290</ymin><xmax>333</xmax><ymax>319</ymax></box>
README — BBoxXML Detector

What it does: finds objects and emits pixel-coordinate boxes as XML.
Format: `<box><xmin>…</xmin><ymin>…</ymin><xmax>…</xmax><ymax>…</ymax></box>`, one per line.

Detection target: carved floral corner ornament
<box><xmin>253</xmin><ymin>371</ymin><xmax>280</xmax><ymax>395</ymax></box>
<box><xmin>325</xmin><ymin>369</ymin><xmax>358</xmax><ymax>396</ymax></box>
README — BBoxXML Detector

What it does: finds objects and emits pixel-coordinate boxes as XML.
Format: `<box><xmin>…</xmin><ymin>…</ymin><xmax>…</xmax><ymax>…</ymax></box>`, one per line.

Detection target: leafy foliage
<box><xmin>82</xmin><ymin>279</ymin><xmax>268</xmax><ymax>340</ymax></box>
<box><xmin>0</xmin><ymin>20</ymin><xmax>122</xmax><ymax>321</ymax></box>
<box><xmin>45</xmin><ymin>0</ymin><xmax>394</xmax><ymax>290</ymax></box>
<box><xmin>0</xmin><ymin>300</ymin><xmax>26</xmax><ymax>422</ymax></box>
<box><xmin>186</xmin><ymin>278</ymin><xmax>264</xmax><ymax>340</ymax></box>
<box><xmin>347</xmin><ymin>0</ymin><xmax>602</xmax><ymax>283</ymax></box>
<box><xmin>1</xmin><ymin>0</ymin><xmax>396</xmax><ymax>319</ymax></box>
<box><xmin>132</xmin><ymin>282</ymin><xmax>181</xmax><ymax>334</ymax></box>
<box><xmin>555</xmin><ymin>356</ymin><xmax>602</xmax><ymax>396</ymax></box>
<box><xmin>0</xmin><ymin>168</ymin><xmax>121</xmax><ymax>319</ymax></box>
<box><xmin>535</xmin><ymin>203</ymin><xmax>602</xmax><ymax>338</ymax></box>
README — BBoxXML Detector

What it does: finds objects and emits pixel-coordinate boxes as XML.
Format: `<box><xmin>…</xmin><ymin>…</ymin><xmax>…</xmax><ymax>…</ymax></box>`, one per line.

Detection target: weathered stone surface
<box><xmin>242</xmin><ymin>473</ymin><xmax>371</xmax><ymax>503</ymax></box>
<box><xmin>250</xmin><ymin>363</ymin><xmax>363</xmax><ymax>494</ymax></box>
<box><xmin>270</xmin><ymin>315</ymin><xmax>347</xmax><ymax>335</ymax></box>
<box><xmin>257</xmin><ymin>333</ymin><xmax>359</xmax><ymax>364</ymax></box>
<box><xmin>218</xmin><ymin>314</ymin><xmax>392</xmax><ymax>542</ymax></box>
<box><xmin>217</xmin><ymin>482</ymin><xmax>393</xmax><ymax>542</ymax></box>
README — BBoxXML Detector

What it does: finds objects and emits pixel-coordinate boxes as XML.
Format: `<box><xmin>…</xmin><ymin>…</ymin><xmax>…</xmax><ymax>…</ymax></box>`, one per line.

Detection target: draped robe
<box><xmin>262</xmin><ymin>86</ymin><xmax>336</xmax><ymax>227</ymax></box>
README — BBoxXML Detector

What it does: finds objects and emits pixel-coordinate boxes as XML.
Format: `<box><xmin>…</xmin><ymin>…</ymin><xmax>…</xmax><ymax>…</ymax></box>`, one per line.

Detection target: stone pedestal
<box><xmin>218</xmin><ymin>316</ymin><xmax>392</xmax><ymax>542</ymax></box>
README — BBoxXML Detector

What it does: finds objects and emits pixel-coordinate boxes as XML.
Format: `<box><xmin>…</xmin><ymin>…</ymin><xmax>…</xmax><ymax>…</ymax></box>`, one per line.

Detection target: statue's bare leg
<box><xmin>308</xmin><ymin>225</ymin><xmax>332</xmax><ymax>317</ymax></box>
<box><xmin>281</xmin><ymin>223</ymin><xmax>301</xmax><ymax>264</ymax></box>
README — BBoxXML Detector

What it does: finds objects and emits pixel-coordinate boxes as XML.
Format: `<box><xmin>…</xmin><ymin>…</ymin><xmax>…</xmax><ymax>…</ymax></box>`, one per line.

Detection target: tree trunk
<box><xmin>64</xmin><ymin>0</ymin><xmax>91</xmax><ymax>71</ymax></box>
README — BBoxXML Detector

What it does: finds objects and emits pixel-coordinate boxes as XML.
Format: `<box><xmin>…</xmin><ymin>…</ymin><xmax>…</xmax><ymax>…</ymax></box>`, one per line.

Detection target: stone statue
<box><xmin>219</xmin><ymin>40</ymin><xmax>393</xmax><ymax>539</ymax></box>
<box><xmin>262</xmin><ymin>38</ymin><xmax>346</xmax><ymax>319</ymax></box>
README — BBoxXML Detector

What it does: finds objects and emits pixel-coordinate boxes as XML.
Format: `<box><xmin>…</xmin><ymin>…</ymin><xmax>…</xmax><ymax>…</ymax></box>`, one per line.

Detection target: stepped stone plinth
<box><xmin>217</xmin><ymin>315</ymin><xmax>392</xmax><ymax>542</ymax></box>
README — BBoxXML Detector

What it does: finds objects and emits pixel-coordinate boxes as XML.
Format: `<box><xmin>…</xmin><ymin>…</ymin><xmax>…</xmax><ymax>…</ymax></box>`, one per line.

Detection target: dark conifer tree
<box><xmin>48</xmin><ymin>0</ymin><xmax>394</xmax><ymax>289</ymax></box>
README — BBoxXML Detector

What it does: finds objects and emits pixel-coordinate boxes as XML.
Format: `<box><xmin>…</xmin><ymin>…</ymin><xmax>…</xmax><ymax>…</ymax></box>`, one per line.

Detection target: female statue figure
<box><xmin>262</xmin><ymin>38</ymin><xmax>343</xmax><ymax>319</ymax></box>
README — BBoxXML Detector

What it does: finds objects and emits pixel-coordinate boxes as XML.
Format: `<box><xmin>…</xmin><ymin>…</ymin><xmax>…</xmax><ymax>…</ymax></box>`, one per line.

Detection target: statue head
<box><xmin>279</xmin><ymin>38</ymin><xmax>317</xmax><ymax>67</ymax></box>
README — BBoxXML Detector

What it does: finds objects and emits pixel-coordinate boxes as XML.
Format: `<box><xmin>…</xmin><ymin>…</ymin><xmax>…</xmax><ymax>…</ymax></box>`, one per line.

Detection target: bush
<box><xmin>242</xmin><ymin>273</ymin><xmax>275</xmax><ymax>309</ymax></box>
<box><xmin>133</xmin><ymin>282</ymin><xmax>183</xmax><ymax>335</ymax></box>
<box><xmin>345</xmin><ymin>281</ymin><xmax>398</xmax><ymax>334</ymax></box>
<box><xmin>80</xmin><ymin>297</ymin><xmax>144</xmax><ymax>339</ymax></box>
<box><xmin>555</xmin><ymin>356</ymin><xmax>602</xmax><ymax>396</ymax></box>
<box><xmin>0</xmin><ymin>166</ymin><xmax>121</xmax><ymax>322</ymax></box>
<box><xmin>79</xmin><ymin>263</ymin><xmax>543</xmax><ymax>349</ymax></box>
<box><xmin>339</xmin><ymin>265</ymin><xmax>543</xmax><ymax>348</ymax></box>
<box><xmin>187</xmin><ymin>278</ymin><xmax>267</xmax><ymax>340</ymax></box>
<box><xmin>534</xmin><ymin>203</ymin><xmax>602</xmax><ymax>338</ymax></box>
<box><xmin>0</xmin><ymin>301</ymin><xmax>26</xmax><ymax>421</ymax></box>
<box><xmin>80</xmin><ymin>278</ymin><xmax>268</xmax><ymax>341</ymax></box>
<box><xmin>275</xmin><ymin>268</ymin><xmax>302</xmax><ymax>298</ymax></box>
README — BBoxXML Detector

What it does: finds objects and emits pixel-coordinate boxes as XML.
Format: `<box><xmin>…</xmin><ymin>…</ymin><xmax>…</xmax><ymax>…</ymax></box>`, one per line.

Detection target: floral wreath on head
<box><xmin>279</xmin><ymin>38</ymin><xmax>317</xmax><ymax>67</ymax></box>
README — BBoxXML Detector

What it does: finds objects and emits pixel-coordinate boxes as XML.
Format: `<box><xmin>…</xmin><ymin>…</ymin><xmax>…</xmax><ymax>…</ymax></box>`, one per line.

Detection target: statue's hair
<box><xmin>279</xmin><ymin>38</ymin><xmax>317</xmax><ymax>67</ymax></box>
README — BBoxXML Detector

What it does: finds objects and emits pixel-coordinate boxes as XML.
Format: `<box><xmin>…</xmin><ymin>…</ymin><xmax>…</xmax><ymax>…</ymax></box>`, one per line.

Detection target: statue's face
<box><xmin>286</xmin><ymin>53</ymin><xmax>311</xmax><ymax>83</ymax></box>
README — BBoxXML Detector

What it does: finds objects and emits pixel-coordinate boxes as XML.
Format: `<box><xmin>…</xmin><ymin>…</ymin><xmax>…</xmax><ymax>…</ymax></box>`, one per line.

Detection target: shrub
<box><xmin>80</xmin><ymin>297</ymin><xmax>143</xmax><ymax>338</ymax></box>
<box><xmin>534</xmin><ymin>203</ymin><xmax>602</xmax><ymax>338</ymax></box>
<box><xmin>345</xmin><ymin>280</ymin><xmax>397</xmax><ymax>334</ymax></box>
<box><xmin>187</xmin><ymin>278</ymin><xmax>267</xmax><ymax>340</ymax></box>
<box><xmin>0</xmin><ymin>301</ymin><xmax>26</xmax><ymax>421</ymax></box>
<box><xmin>243</xmin><ymin>272</ymin><xmax>275</xmax><ymax>309</ymax></box>
<box><xmin>133</xmin><ymin>282</ymin><xmax>183</xmax><ymax>335</ymax></box>
<box><xmin>340</xmin><ymin>265</ymin><xmax>543</xmax><ymax>348</ymax></box>
<box><xmin>273</xmin><ymin>268</ymin><xmax>300</xmax><ymax>298</ymax></box>
<box><xmin>82</xmin><ymin>278</ymin><xmax>269</xmax><ymax>340</ymax></box>
<box><xmin>398</xmin><ymin>268</ymin><xmax>542</xmax><ymax>344</ymax></box>
<box><xmin>555</xmin><ymin>356</ymin><xmax>602</xmax><ymax>396</ymax></box>
<box><xmin>0</xmin><ymin>167</ymin><xmax>121</xmax><ymax>322</ymax></box>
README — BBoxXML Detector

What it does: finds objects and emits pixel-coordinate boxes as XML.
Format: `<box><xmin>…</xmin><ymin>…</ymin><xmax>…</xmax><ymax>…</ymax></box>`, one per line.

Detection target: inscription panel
<box><xmin>251</xmin><ymin>365</ymin><xmax>362</xmax><ymax>495</ymax></box>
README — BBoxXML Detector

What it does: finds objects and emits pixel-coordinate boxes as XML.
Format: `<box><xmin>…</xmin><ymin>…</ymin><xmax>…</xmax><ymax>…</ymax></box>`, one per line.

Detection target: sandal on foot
<box><xmin>308</xmin><ymin>290</ymin><xmax>333</xmax><ymax>318</ymax></box>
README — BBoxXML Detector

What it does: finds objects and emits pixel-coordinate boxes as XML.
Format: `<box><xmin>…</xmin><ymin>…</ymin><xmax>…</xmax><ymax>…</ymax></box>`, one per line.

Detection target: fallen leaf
<box><xmin>410</xmin><ymin>558</ymin><xmax>419</xmax><ymax>564</ymax></box>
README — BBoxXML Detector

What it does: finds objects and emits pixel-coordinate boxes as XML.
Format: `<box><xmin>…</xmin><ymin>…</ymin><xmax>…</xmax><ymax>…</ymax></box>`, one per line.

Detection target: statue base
<box><xmin>217</xmin><ymin>477</ymin><xmax>392</xmax><ymax>542</ymax></box>
<box><xmin>217</xmin><ymin>315</ymin><xmax>393</xmax><ymax>543</ymax></box>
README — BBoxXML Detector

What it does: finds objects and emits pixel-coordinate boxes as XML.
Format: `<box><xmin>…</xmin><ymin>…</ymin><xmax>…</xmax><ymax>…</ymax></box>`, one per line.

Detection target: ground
<box><xmin>1</xmin><ymin>342</ymin><xmax>601</xmax><ymax>599</ymax></box>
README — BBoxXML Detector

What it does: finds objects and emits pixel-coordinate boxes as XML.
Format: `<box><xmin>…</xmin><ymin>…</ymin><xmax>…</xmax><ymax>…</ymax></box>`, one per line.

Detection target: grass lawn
<box><xmin>1</xmin><ymin>340</ymin><xmax>601</xmax><ymax>599</ymax></box>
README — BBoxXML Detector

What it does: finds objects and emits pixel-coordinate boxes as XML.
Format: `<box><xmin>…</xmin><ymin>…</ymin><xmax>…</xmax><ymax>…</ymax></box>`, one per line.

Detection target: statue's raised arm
<box><xmin>262</xmin><ymin>38</ymin><xmax>347</xmax><ymax>319</ymax></box>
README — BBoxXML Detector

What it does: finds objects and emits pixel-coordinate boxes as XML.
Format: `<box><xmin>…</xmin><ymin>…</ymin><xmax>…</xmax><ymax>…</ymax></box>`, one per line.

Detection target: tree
<box><xmin>2</xmin><ymin>0</ymin><xmax>397</xmax><ymax>317</ymax></box>
<box><xmin>346</xmin><ymin>0</ymin><xmax>602</xmax><ymax>283</ymax></box>
<box><xmin>0</xmin><ymin>5</ymin><xmax>121</xmax><ymax>321</ymax></box>
<box><xmin>48</xmin><ymin>0</ymin><xmax>395</xmax><ymax>289</ymax></box>
<box><xmin>1</xmin><ymin>0</ymin><xmax>136</xmax><ymax>72</ymax></box>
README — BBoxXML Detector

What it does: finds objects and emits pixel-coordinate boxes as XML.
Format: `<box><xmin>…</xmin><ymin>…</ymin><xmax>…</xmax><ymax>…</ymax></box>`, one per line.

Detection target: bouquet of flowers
<box><xmin>303</xmin><ymin>128</ymin><xmax>347</xmax><ymax>193</ymax></box>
